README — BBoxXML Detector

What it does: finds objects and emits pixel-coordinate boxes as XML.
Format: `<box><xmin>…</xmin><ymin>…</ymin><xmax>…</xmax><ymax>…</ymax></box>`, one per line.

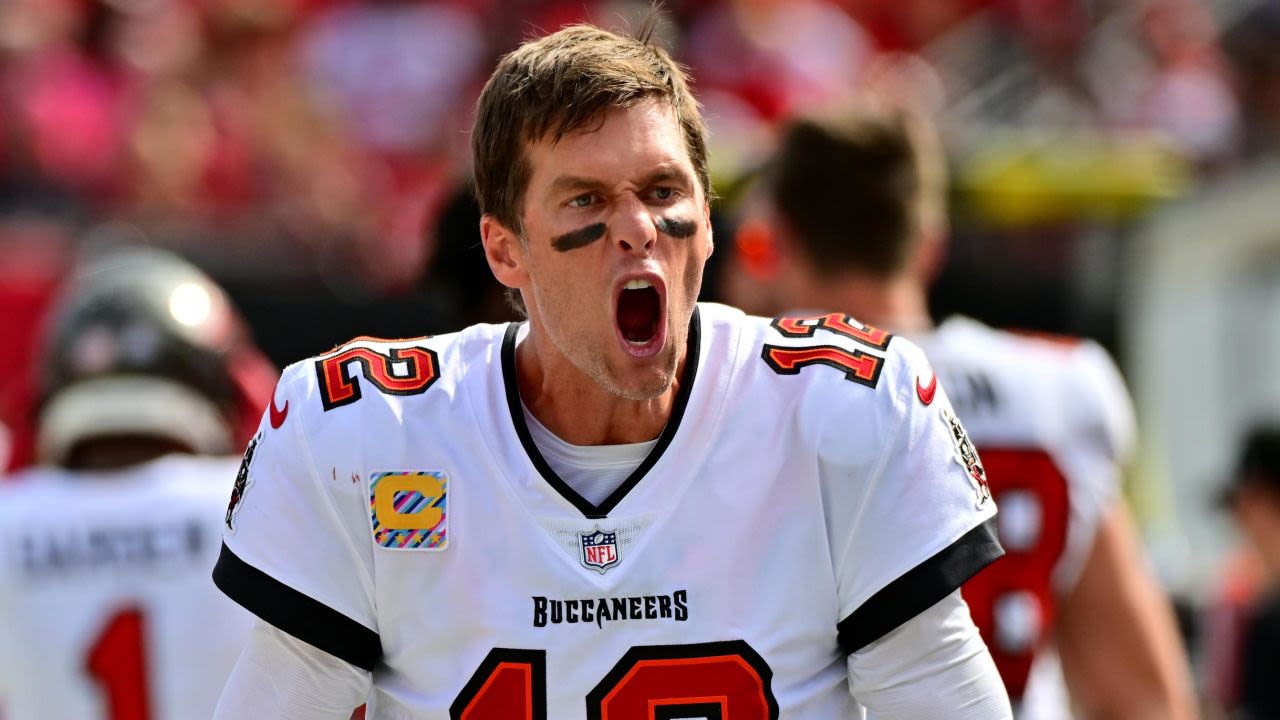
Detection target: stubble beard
<box><xmin>528</xmin><ymin>256</ymin><xmax>701</xmax><ymax>403</ymax></box>
<box><xmin>550</xmin><ymin>318</ymin><xmax>681</xmax><ymax>402</ymax></box>
<box><xmin>597</xmin><ymin>336</ymin><xmax>680</xmax><ymax>401</ymax></box>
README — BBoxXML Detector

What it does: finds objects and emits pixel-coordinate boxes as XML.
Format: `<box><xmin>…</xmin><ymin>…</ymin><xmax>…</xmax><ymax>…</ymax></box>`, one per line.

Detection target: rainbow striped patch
<box><xmin>369</xmin><ymin>471</ymin><xmax>448</xmax><ymax>550</ymax></box>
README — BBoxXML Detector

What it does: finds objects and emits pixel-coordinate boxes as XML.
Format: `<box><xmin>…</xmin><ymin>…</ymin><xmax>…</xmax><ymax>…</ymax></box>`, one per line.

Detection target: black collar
<box><xmin>501</xmin><ymin>307</ymin><xmax>701</xmax><ymax>519</ymax></box>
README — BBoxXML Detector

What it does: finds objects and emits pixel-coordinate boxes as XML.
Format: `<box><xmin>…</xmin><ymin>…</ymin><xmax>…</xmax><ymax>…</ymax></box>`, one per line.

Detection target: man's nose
<box><xmin>613</xmin><ymin>194</ymin><xmax>657</xmax><ymax>256</ymax></box>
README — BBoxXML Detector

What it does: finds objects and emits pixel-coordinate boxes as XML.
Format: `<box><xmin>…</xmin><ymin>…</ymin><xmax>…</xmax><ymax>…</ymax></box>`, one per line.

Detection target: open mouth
<box><xmin>615</xmin><ymin>278</ymin><xmax>663</xmax><ymax>351</ymax></box>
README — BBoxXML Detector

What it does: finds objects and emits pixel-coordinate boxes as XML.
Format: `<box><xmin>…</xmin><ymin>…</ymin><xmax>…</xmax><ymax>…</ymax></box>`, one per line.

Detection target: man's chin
<box><xmin>598</xmin><ymin>368</ymin><xmax>672</xmax><ymax>402</ymax></box>
<box><xmin>600</xmin><ymin>350</ymin><xmax>679</xmax><ymax>402</ymax></box>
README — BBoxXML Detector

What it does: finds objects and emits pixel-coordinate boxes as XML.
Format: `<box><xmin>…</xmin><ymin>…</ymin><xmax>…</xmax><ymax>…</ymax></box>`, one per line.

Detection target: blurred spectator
<box><xmin>1130</xmin><ymin>0</ymin><xmax>1238</xmax><ymax>162</ymax></box>
<box><xmin>297</xmin><ymin>0</ymin><xmax>484</xmax><ymax>157</ymax></box>
<box><xmin>421</xmin><ymin>183</ymin><xmax>517</xmax><ymax>327</ymax></box>
<box><xmin>0</xmin><ymin>0</ymin><xmax>131</xmax><ymax>202</ymax></box>
<box><xmin>1210</xmin><ymin>426</ymin><xmax>1280</xmax><ymax>719</ymax></box>
<box><xmin>1222</xmin><ymin>0</ymin><xmax>1280</xmax><ymax>160</ymax></box>
<box><xmin>685</xmin><ymin>0</ymin><xmax>874</xmax><ymax>121</ymax></box>
<box><xmin>0</xmin><ymin>245</ymin><xmax>272</xmax><ymax>718</ymax></box>
<box><xmin>293</xmin><ymin>0</ymin><xmax>487</xmax><ymax>289</ymax></box>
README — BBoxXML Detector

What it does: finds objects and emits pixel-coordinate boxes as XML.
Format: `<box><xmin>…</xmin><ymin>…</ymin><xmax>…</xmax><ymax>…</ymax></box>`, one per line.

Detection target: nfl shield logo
<box><xmin>579</xmin><ymin>528</ymin><xmax>620</xmax><ymax>574</ymax></box>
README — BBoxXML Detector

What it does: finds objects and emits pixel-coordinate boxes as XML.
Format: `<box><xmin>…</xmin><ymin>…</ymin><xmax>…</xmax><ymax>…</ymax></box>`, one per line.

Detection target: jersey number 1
<box><xmin>86</xmin><ymin>607</ymin><xmax>151</xmax><ymax>720</ymax></box>
<box><xmin>451</xmin><ymin>641</ymin><xmax>778</xmax><ymax>719</ymax></box>
<box><xmin>762</xmin><ymin>314</ymin><xmax>892</xmax><ymax>388</ymax></box>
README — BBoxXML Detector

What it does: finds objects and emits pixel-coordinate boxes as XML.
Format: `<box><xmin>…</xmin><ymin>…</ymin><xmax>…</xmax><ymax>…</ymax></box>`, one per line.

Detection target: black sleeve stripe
<box><xmin>213</xmin><ymin>542</ymin><xmax>382</xmax><ymax>672</ymax></box>
<box><xmin>837</xmin><ymin>519</ymin><xmax>1003</xmax><ymax>654</ymax></box>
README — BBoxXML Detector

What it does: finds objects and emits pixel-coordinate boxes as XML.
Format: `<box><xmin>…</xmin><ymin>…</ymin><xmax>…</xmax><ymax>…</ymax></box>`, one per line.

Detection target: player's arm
<box><xmin>214</xmin><ymin>619</ymin><xmax>369</xmax><ymax>720</ymax></box>
<box><xmin>1055</xmin><ymin>500</ymin><xmax>1197</xmax><ymax>720</ymax></box>
<box><xmin>849</xmin><ymin>589</ymin><xmax>1011</xmax><ymax>718</ymax></box>
<box><xmin>212</xmin><ymin>361</ymin><xmax>381</xmax><ymax>709</ymax></box>
<box><xmin>1052</xmin><ymin>342</ymin><xmax>1196</xmax><ymax>720</ymax></box>
<box><xmin>813</xmin><ymin>336</ymin><xmax>1010</xmax><ymax>717</ymax></box>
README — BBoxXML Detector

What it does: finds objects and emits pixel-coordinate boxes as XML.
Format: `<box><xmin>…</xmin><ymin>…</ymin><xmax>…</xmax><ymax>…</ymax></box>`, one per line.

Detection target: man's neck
<box><xmin>514</xmin><ymin>328</ymin><xmax>683</xmax><ymax>446</ymax></box>
<box><xmin>793</xmin><ymin>272</ymin><xmax>933</xmax><ymax>335</ymax></box>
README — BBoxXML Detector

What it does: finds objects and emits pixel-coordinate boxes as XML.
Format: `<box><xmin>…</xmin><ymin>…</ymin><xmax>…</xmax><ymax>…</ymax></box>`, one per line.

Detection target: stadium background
<box><xmin>0</xmin><ymin>0</ymin><xmax>1277</xmax><ymax>710</ymax></box>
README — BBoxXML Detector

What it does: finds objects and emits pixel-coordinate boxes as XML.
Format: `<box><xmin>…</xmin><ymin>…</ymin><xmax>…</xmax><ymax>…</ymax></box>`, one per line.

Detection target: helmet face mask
<box><xmin>37</xmin><ymin>246</ymin><xmax>252</xmax><ymax>469</ymax></box>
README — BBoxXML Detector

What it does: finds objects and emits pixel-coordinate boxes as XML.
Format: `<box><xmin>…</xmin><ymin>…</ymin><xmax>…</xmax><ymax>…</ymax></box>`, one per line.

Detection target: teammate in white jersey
<box><xmin>737</xmin><ymin>104</ymin><xmax>1196</xmax><ymax>719</ymax></box>
<box><xmin>0</xmin><ymin>247</ymin><xmax>265</xmax><ymax>719</ymax></box>
<box><xmin>212</xmin><ymin>19</ymin><xmax>1012</xmax><ymax>719</ymax></box>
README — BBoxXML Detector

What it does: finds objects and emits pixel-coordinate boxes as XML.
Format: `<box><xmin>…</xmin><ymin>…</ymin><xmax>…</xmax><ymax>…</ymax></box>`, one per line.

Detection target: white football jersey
<box><xmin>0</xmin><ymin>454</ymin><xmax>255</xmax><ymax>720</ymax></box>
<box><xmin>216</xmin><ymin>303</ymin><xmax>1000</xmax><ymax>718</ymax></box>
<box><xmin>917</xmin><ymin>316</ymin><xmax>1136</xmax><ymax>714</ymax></box>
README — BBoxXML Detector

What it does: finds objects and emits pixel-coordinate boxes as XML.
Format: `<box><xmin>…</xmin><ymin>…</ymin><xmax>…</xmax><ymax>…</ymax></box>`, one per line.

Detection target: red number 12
<box><xmin>451</xmin><ymin>641</ymin><xmax>778</xmax><ymax>720</ymax></box>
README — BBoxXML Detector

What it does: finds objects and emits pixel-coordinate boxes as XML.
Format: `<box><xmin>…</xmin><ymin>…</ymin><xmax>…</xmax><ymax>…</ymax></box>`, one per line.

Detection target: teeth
<box><xmin>623</xmin><ymin>279</ymin><xmax>652</xmax><ymax>290</ymax></box>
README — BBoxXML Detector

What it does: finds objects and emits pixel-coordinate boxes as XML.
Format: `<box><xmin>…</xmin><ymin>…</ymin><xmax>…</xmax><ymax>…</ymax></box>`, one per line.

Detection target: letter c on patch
<box><xmin>373</xmin><ymin>473</ymin><xmax>444</xmax><ymax>530</ymax></box>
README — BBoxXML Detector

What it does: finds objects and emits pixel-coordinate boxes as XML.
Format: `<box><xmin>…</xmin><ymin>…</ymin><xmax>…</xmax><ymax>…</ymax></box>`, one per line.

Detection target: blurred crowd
<box><xmin>2</xmin><ymin>0</ymin><xmax>1280</xmax><ymax>713</ymax></box>
<box><xmin>1</xmin><ymin>0</ymin><xmax>1273</xmax><ymax>288</ymax></box>
<box><xmin>0</xmin><ymin>0</ymin><xmax>1273</xmax><ymax>344</ymax></box>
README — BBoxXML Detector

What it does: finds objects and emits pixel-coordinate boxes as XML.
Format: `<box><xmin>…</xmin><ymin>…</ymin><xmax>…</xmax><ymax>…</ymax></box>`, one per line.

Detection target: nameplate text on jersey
<box><xmin>533</xmin><ymin>589</ymin><xmax>688</xmax><ymax>629</ymax></box>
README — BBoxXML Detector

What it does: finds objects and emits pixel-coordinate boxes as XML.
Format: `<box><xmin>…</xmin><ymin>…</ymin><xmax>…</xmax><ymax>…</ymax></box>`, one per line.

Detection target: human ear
<box><xmin>704</xmin><ymin>203</ymin><xmax>714</xmax><ymax>258</ymax></box>
<box><xmin>480</xmin><ymin>215</ymin><xmax>529</xmax><ymax>290</ymax></box>
<box><xmin>916</xmin><ymin>230</ymin><xmax>948</xmax><ymax>285</ymax></box>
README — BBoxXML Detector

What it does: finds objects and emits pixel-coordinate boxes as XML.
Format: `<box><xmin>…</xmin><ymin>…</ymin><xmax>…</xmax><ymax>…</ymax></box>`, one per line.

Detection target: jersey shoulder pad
<box><xmin>993</xmin><ymin>327</ymin><xmax>1134</xmax><ymax>461</ymax></box>
<box><xmin>1057</xmin><ymin>338</ymin><xmax>1136</xmax><ymax>464</ymax></box>
<box><xmin>937</xmin><ymin>319</ymin><xmax>1135</xmax><ymax>462</ymax></box>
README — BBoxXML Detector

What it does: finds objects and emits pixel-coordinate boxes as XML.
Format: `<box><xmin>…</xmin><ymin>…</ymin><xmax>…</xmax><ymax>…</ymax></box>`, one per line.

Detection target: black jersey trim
<box><xmin>213</xmin><ymin>542</ymin><xmax>382</xmax><ymax>671</ymax></box>
<box><xmin>836</xmin><ymin>519</ymin><xmax>1003</xmax><ymax>654</ymax></box>
<box><xmin>500</xmin><ymin>307</ymin><xmax>702</xmax><ymax>519</ymax></box>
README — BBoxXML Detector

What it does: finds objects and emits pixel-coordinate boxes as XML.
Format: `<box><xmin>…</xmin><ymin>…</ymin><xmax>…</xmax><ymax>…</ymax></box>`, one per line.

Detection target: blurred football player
<box><xmin>736</xmin><ymin>106</ymin><xmax>1196</xmax><ymax>719</ymax></box>
<box><xmin>211</xmin><ymin>20</ymin><xmax>1011</xmax><ymax>719</ymax></box>
<box><xmin>0</xmin><ymin>246</ymin><xmax>272</xmax><ymax>719</ymax></box>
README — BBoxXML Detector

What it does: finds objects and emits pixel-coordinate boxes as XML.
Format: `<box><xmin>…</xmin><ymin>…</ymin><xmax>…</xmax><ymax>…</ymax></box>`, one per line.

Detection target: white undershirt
<box><xmin>521</xmin><ymin>403</ymin><xmax>655</xmax><ymax>505</ymax></box>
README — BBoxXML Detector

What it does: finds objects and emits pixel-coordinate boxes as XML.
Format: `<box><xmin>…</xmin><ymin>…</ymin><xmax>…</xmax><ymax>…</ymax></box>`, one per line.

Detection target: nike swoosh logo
<box><xmin>916</xmin><ymin>372</ymin><xmax>938</xmax><ymax>406</ymax></box>
<box><xmin>269</xmin><ymin>395</ymin><xmax>289</xmax><ymax>429</ymax></box>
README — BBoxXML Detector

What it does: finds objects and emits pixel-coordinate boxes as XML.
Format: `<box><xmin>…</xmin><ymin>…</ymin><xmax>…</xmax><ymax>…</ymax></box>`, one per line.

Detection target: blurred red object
<box><xmin>6</xmin><ymin>48</ymin><xmax>131</xmax><ymax>201</ymax></box>
<box><xmin>0</xmin><ymin>219</ymin><xmax>73</xmax><ymax>473</ymax></box>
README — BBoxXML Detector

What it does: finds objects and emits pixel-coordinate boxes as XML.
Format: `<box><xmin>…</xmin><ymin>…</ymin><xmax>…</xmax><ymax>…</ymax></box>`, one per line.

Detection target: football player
<box><xmin>735</xmin><ymin>105</ymin><xmax>1196</xmax><ymax>719</ymax></box>
<box><xmin>0</xmin><ymin>246</ymin><xmax>269</xmax><ymax>719</ymax></box>
<box><xmin>210</xmin><ymin>19</ymin><xmax>1013</xmax><ymax>719</ymax></box>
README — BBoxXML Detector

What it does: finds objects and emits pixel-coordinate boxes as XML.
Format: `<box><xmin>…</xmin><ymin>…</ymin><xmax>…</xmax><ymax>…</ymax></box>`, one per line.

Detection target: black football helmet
<box><xmin>36</xmin><ymin>245</ymin><xmax>271</xmax><ymax>467</ymax></box>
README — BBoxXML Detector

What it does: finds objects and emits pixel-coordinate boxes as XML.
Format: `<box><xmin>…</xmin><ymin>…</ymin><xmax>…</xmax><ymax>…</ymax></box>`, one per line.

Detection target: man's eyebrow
<box><xmin>548</xmin><ymin>175</ymin><xmax>608</xmax><ymax>196</ymax></box>
<box><xmin>642</xmin><ymin>164</ymin><xmax>693</xmax><ymax>187</ymax></box>
<box><xmin>547</xmin><ymin>165</ymin><xmax>694</xmax><ymax>197</ymax></box>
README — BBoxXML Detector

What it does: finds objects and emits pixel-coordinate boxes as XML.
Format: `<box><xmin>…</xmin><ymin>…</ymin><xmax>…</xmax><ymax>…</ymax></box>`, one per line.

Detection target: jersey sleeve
<box><xmin>213</xmin><ymin>362</ymin><xmax>381</xmax><ymax>671</ymax></box>
<box><xmin>819</xmin><ymin>338</ymin><xmax>1003</xmax><ymax>654</ymax></box>
<box><xmin>846</xmin><ymin>590</ymin><xmax>1013</xmax><ymax>717</ymax></box>
<box><xmin>214</xmin><ymin>620</ymin><xmax>371</xmax><ymax>719</ymax></box>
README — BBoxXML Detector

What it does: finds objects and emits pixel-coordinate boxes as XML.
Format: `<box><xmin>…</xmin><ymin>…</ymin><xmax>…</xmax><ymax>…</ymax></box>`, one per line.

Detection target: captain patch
<box><xmin>941</xmin><ymin>408</ymin><xmax>992</xmax><ymax>508</ymax></box>
<box><xmin>370</xmin><ymin>471</ymin><xmax>448</xmax><ymax>550</ymax></box>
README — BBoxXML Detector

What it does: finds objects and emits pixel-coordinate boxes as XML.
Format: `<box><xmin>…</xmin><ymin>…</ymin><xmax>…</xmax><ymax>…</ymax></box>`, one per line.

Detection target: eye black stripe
<box><xmin>551</xmin><ymin>223</ymin><xmax>607</xmax><ymax>252</ymax></box>
<box><xmin>655</xmin><ymin>216</ymin><xmax>697</xmax><ymax>238</ymax></box>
